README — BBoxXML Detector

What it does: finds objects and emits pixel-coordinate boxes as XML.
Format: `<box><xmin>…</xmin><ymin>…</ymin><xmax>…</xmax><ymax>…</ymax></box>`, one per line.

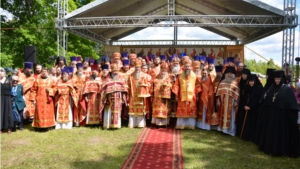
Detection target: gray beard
<box><xmin>185</xmin><ymin>70</ymin><xmax>190</xmax><ymax>77</ymax></box>
<box><xmin>112</xmin><ymin>74</ymin><xmax>118</xmax><ymax>80</ymax></box>
<box><xmin>62</xmin><ymin>77</ymin><xmax>68</xmax><ymax>82</ymax></box>
<box><xmin>134</xmin><ymin>71</ymin><xmax>140</xmax><ymax>79</ymax></box>
<box><xmin>225</xmin><ymin>76</ymin><xmax>235</xmax><ymax>83</ymax></box>
<box><xmin>200</xmin><ymin>63</ymin><xmax>204</xmax><ymax>70</ymax></box>
<box><xmin>202</xmin><ymin>76</ymin><xmax>207</xmax><ymax>82</ymax></box>
<box><xmin>208</xmin><ymin>66</ymin><xmax>214</xmax><ymax>71</ymax></box>
<box><xmin>172</xmin><ymin>65</ymin><xmax>180</xmax><ymax>74</ymax></box>
<box><xmin>77</xmin><ymin>72</ymin><xmax>83</xmax><ymax>76</ymax></box>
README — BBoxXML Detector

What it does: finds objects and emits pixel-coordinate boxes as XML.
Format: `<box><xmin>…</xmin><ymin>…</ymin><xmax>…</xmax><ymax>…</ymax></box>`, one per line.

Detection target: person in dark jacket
<box><xmin>11</xmin><ymin>76</ymin><xmax>26</xmax><ymax>130</ymax></box>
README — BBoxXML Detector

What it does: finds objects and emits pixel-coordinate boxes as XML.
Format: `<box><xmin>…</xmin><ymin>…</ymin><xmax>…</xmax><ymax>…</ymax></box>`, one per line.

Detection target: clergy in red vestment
<box><xmin>99</xmin><ymin>63</ymin><xmax>128</xmax><ymax>129</ymax></box>
<box><xmin>196</xmin><ymin>69</ymin><xmax>215</xmax><ymax>130</ymax></box>
<box><xmin>127</xmin><ymin>60</ymin><xmax>152</xmax><ymax>128</ymax></box>
<box><xmin>216</xmin><ymin>66</ymin><xmax>240</xmax><ymax>136</ymax></box>
<box><xmin>30</xmin><ymin>69</ymin><xmax>56</xmax><ymax>130</ymax></box>
<box><xmin>172</xmin><ymin>60</ymin><xmax>201</xmax><ymax>129</ymax></box>
<box><xmin>151</xmin><ymin>63</ymin><xmax>172</xmax><ymax>126</ymax></box>
<box><xmin>72</xmin><ymin>63</ymin><xmax>86</xmax><ymax>126</ymax></box>
<box><xmin>55</xmin><ymin>68</ymin><xmax>78</xmax><ymax>129</ymax></box>
<box><xmin>18</xmin><ymin>62</ymin><xmax>36</xmax><ymax>121</ymax></box>
<box><xmin>81</xmin><ymin>65</ymin><xmax>102</xmax><ymax>125</ymax></box>
<box><xmin>82</xmin><ymin>57</ymin><xmax>92</xmax><ymax>78</ymax></box>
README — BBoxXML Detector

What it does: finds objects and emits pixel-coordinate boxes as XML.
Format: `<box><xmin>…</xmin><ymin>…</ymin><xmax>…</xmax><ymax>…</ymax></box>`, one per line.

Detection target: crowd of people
<box><xmin>0</xmin><ymin>52</ymin><xmax>299</xmax><ymax>157</ymax></box>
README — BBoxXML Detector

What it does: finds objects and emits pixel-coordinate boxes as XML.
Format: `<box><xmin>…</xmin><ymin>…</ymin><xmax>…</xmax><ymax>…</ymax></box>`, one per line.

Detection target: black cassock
<box><xmin>236</xmin><ymin>83</ymin><xmax>263</xmax><ymax>141</ymax></box>
<box><xmin>258</xmin><ymin>84</ymin><xmax>299</xmax><ymax>157</ymax></box>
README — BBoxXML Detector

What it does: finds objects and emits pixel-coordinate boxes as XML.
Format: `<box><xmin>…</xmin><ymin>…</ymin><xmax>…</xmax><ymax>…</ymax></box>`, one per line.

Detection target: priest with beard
<box><xmin>69</xmin><ymin>56</ymin><xmax>78</xmax><ymax>73</ymax></box>
<box><xmin>55</xmin><ymin>68</ymin><xmax>78</xmax><ymax>129</ymax></box>
<box><xmin>127</xmin><ymin>60</ymin><xmax>152</xmax><ymax>128</ymax></box>
<box><xmin>72</xmin><ymin>63</ymin><xmax>86</xmax><ymax>126</ymax></box>
<box><xmin>82</xmin><ymin>57</ymin><xmax>92</xmax><ymax>78</ymax></box>
<box><xmin>207</xmin><ymin>58</ymin><xmax>217</xmax><ymax>83</ymax></box>
<box><xmin>211</xmin><ymin>66</ymin><xmax>223</xmax><ymax>127</ymax></box>
<box><xmin>258</xmin><ymin>70</ymin><xmax>299</xmax><ymax>157</ymax></box>
<box><xmin>18</xmin><ymin>62</ymin><xmax>36</xmax><ymax>123</ymax></box>
<box><xmin>216</xmin><ymin>66</ymin><xmax>240</xmax><ymax>136</ymax></box>
<box><xmin>236</xmin><ymin>74</ymin><xmax>263</xmax><ymax>141</ymax></box>
<box><xmin>55</xmin><ymin>56</ymin><xmax>67</xmax><ymax>69</ymax></box>
<box><xmin>33</xmin><ymin>64</ymin><xmax>42</xmax><ymax>79</ymax></box>
<box><xmin>30</xmin><ymin>68</ymin><xmax>57</xmax><ymax>131</ymax></box>
<box><xmin>151</xmin><ymin>63</ymin><xmax>173</xmax><ymax>126</ymax></box>
<box><xmin>99</xmin><ymin>63</ymin><xmax>128</xmax><ymax>129</ymax></box>
<box><xmin>169</xmin><ymin>57</ymin><xmax>181</xmax><ymax>117</ymax></box>
<box><xmin>148</xmin><ymin>56</ymin><xmax>161</xmax><ymax>80</ymax></box>
<box><xmin>81</xmin><ymin>67</ymin><xmax>102</xmax><ymax>126</ymax></box>
<box><xmin>172</xmin><ymin>60</ymin><xmax>201</xmax><ymax>129</ymax></box>
<box><xmin>197</xmin><ymin>69</ymin><xmax>214</xmax><ymax>130</ymax></box>
<box><xmin>100</xmin><ymin>64</ymin><xmax>111</xmax><ymax>83</ymax></box>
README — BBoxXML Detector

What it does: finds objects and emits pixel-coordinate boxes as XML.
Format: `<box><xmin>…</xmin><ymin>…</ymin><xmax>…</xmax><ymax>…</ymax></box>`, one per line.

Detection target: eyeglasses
<box><xmin>13</xmin><ymin>80</ymin><xmax>19</xmax><ymax>83</ymax></box>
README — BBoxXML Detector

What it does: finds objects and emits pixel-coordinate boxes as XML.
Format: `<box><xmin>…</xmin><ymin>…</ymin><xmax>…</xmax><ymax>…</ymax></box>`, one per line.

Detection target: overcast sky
<box><xmin>121</xmin><ymin>0</ymin><xmax>300</xmax><ymax>66</ymax></box>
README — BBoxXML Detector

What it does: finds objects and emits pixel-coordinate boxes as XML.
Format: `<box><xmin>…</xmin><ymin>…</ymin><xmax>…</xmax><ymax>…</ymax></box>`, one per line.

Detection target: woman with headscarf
<box><xmin>258</xmin><ymin>70</ymin><xmax>299</xmax><ymax>157</ymax></box>
<box><xmin>253</xmin><ymin>68</ymin><xmax>275</xmax><ymax>145</ymax></box>
<box><xmin>0</xmin><ymin>67</ymin><xmax>14</xmax><ymax>134</ymax></box>
<box><xmin>237</xmin><ymin>74</ymin><xmax>263</xmax><ymax>141</ymax></box>
<box><xmin>236</xmin><ymin>68</ymin><xmax>251</xmax><ymax>137</ymax></box>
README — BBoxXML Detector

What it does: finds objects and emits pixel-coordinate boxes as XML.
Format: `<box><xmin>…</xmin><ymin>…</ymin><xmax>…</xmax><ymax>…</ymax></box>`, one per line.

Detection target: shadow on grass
<box><xmin>181</xmin><ymin>129</ymin><xmax>300</xmax><ymax>169</ymax></box>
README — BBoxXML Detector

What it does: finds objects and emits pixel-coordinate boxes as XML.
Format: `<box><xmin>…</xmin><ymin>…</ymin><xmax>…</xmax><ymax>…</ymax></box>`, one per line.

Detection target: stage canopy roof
<box><xmin>58</xmin><ymin>0</ymin><xmax>292</xmax><ymax>45</ymax></box>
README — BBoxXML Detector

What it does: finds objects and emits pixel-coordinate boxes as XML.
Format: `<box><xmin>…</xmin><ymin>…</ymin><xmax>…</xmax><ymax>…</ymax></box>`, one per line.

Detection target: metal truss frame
<box><xmin>57</xmin><ymin>15</ymin><xmax>296</xmax><ymax>29</ymax></box>
<box><xmin>282</xmin><ymin>0</ymin><xmax>297</xmax><ymax>71</ymax></box>
<box><xmin>110</xmin><ymin>40</ymin><xmax>238</xmax><ymax>46</ymax></box>
<box><xmin>57</xmin><ymin>0</ymin><xmax>68</xmax><ymax>57</ymax></box>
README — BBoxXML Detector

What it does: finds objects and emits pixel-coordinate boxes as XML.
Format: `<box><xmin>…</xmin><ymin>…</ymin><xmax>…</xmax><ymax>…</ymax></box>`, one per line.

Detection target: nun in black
<box><xmin>258</xmin><ymin>70</ymin><xmax>299</xmax><ymax>157</ymax></box>
<box><xmin>237</xmin><ymin>74</ymin><xmax>263</xmax><ymax>140</ymax></box>
<box><xmin>253</xmin><ymin>68</ymin><xmax>276</xmax><ymax>145</ymax></box>
<box><xmin>236</xmin><ymin>68</ymin><xmax>252</xmax><ymax>137</ymax></box>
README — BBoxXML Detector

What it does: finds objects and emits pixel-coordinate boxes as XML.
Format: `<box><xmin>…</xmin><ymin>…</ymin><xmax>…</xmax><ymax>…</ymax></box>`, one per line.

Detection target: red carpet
<box><xmin>121</xmin><ymin>127</ymin><xmax>184</xmax><ymax>169</ymax></box>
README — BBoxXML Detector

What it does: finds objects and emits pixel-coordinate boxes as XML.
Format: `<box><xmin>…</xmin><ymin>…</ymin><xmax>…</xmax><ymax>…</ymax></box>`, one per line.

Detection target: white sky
<box><xmin>121</xmin><ymin>0</ymin><xmax>300</xmax><ymax>66</ymax></box>
<box><xmin>1</xmin><ymin>1</ymin><xmax>299</xmax><ymax>66</ymax></box>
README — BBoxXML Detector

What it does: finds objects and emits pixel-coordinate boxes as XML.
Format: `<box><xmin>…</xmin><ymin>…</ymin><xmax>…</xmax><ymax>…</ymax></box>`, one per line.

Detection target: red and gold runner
<box><xmin>121</xmin><ymin>128</ymin><xmax>184</xmax><ymax>169</ymax></box>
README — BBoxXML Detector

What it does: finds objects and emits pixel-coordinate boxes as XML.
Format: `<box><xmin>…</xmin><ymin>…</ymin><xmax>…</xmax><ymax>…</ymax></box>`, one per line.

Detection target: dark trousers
<box><xmin>14</xmin><ymin>109</ymin><xmax>24</xmax><ymax>129</ymax></box>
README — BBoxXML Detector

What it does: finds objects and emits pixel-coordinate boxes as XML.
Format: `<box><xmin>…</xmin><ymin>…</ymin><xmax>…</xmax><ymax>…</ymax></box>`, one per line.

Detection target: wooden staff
<box><xmin>240</xmin><ymin>98</ymin><xmax>249</xmax><ymax>139</ymax></box>
<box><xmin>240</xmin><ymin>110</ymin><xmax>248</xmax><ymax>139</ymax></box>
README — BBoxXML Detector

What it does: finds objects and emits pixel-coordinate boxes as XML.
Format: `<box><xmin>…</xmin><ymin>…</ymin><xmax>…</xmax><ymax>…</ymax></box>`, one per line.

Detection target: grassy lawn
<box><xmin>1</xmin><ymin>125</ymin><xmax>300</xmax><ymax>169</ymax></box>
<box><xmin>182</xmin><ymin>129</ymin><xmax>300</xmax><ymax>169</ymax></box>
<box><xmin>1</xmin><ymin>126</ymin><xmax>142</xmax><ymax>169</ymax></box>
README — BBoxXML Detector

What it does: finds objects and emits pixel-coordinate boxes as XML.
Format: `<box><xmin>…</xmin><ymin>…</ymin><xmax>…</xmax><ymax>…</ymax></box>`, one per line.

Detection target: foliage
<box><xmin>245</xmin><ymin>58</ymin><xmax>281</xmax><ymax>75</ymax></box>
<box><xmin>1</xmin><ymin>0</ymin><xmax>101</xmax><ymax>68</ymax></box>
<box><xmin>0</xmin><ymin>53</ymin><xmax>14</xmax><ymax>68</ymax></box>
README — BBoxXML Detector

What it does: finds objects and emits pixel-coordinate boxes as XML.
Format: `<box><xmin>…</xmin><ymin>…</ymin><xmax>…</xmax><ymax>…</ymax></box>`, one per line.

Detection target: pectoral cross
<box><xmin>272</xmin><ymin>96</ymin><xmax>276</xmax><ymax>102</ymax></box>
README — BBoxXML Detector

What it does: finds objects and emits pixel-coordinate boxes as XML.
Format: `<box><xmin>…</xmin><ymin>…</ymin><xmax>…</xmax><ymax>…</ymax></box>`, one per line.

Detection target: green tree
<box><xmin>1</xmin><ymin>0</ymin><xmax>100</xmax><ymax>68</ymax></box>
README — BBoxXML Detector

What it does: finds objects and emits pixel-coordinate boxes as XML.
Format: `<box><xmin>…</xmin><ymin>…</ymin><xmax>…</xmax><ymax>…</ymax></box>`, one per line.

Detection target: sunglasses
<box><xmin>13</xmin><ymin>80</ymin><xmax>19</xmax><ymax>83</ymax></box>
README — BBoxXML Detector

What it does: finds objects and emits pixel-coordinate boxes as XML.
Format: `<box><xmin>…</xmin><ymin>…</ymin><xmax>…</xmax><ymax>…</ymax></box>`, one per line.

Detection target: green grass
<box><xmin>1</xmin><ymin>126</ymin><xmax>300</xmax><ymax>169</ymax></box>
<box><xmin>1</xmin><ymin>126</ymin><xmax>142</xmax><ymax>169</ymax></box>
<box><xmin>181</xmin><ymin>129</ymin><xmax>300</xmax><ymax>169</ymax></box>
